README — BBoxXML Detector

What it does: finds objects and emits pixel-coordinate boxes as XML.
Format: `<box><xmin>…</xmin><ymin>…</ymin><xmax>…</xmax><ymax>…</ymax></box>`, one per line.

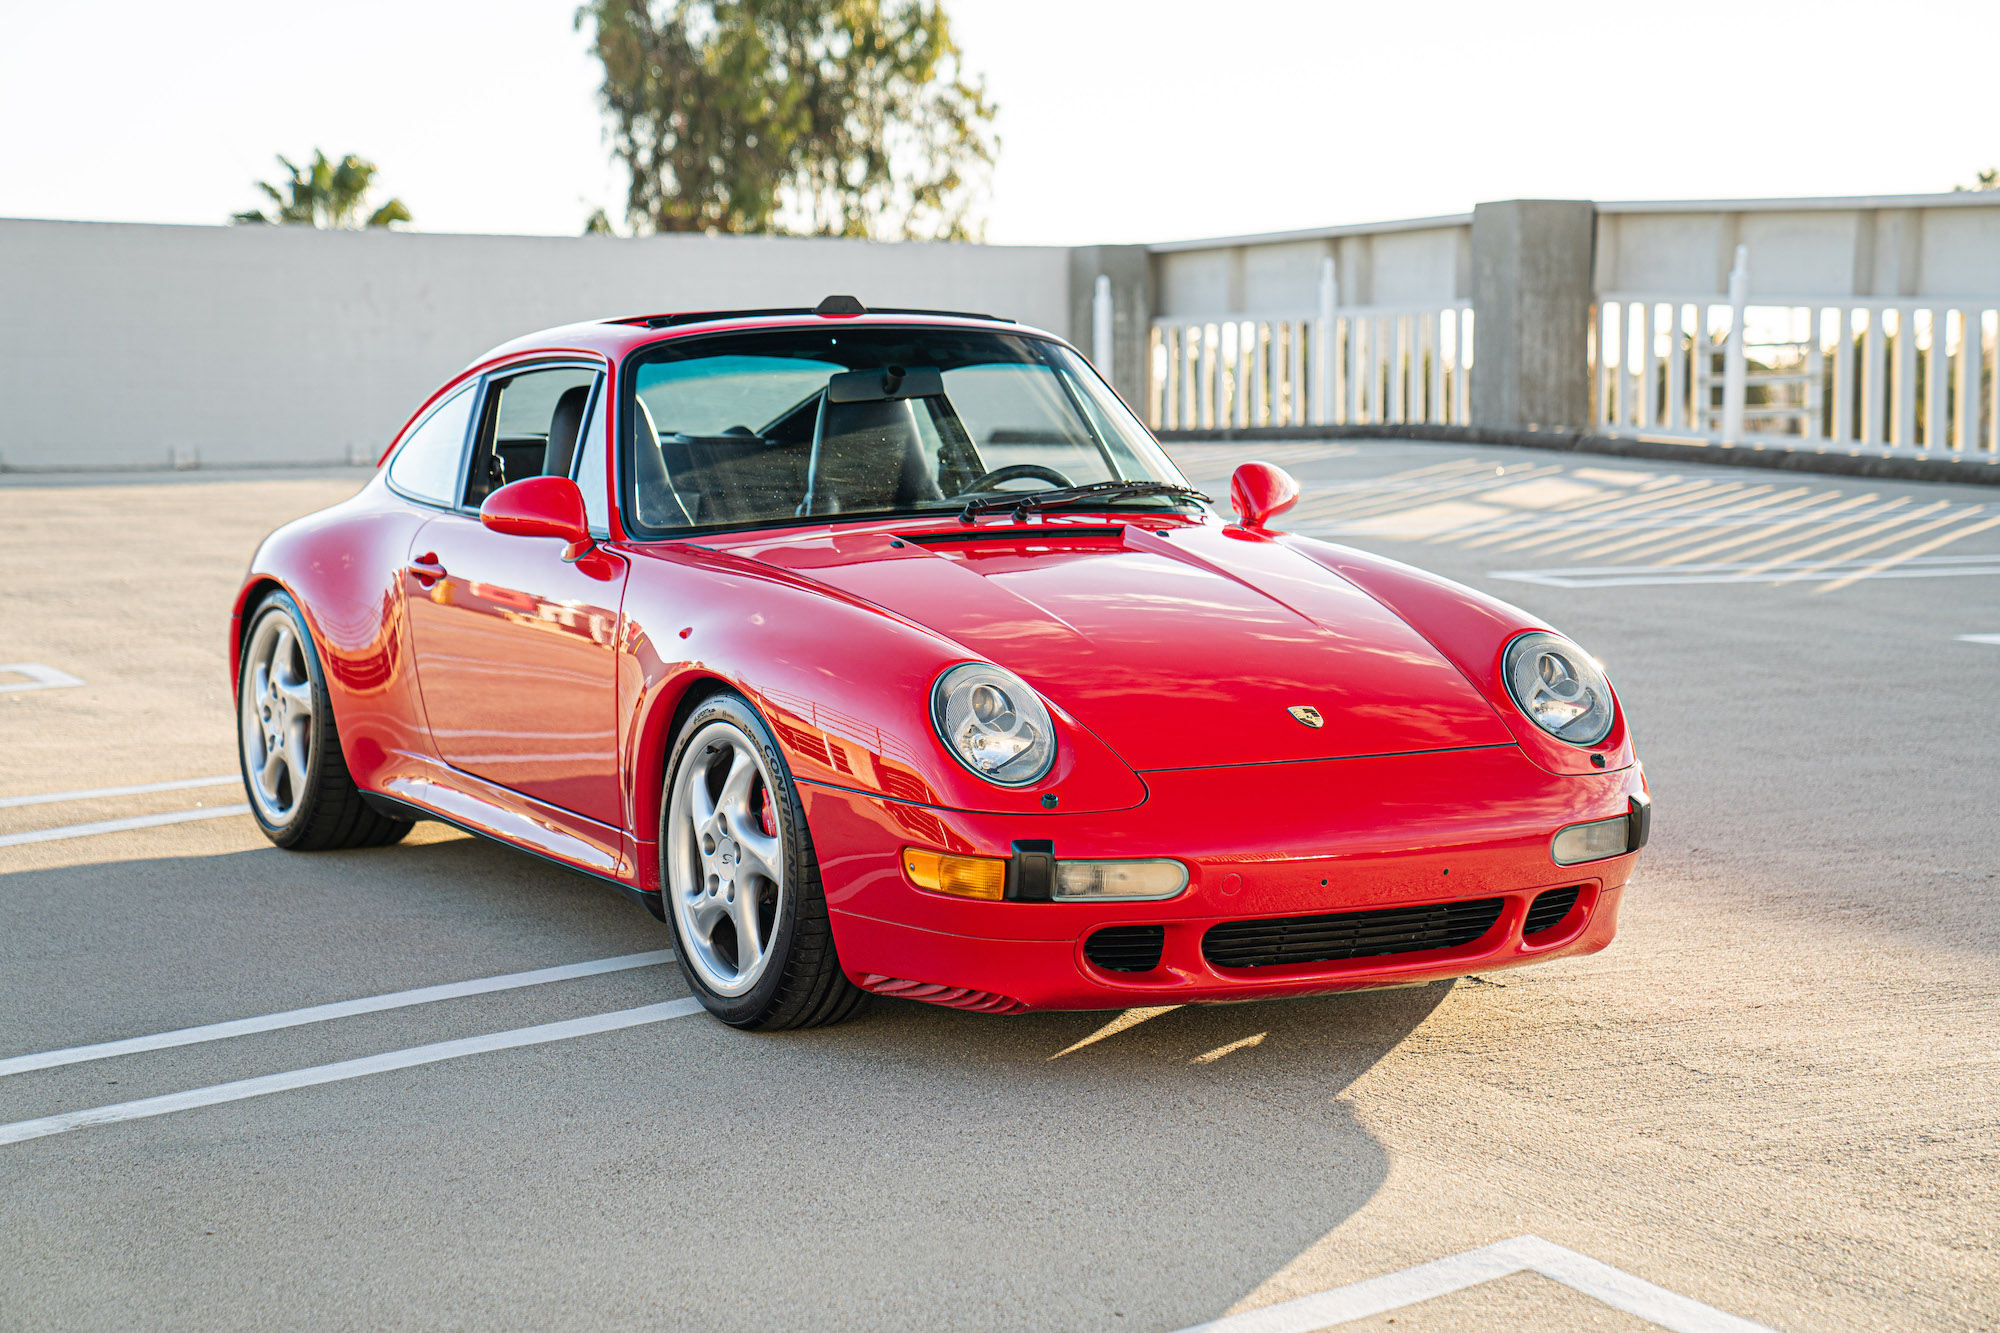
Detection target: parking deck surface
<box><xmin>2</xmin><ymin>442</ymin><xmax>1995</xmax><ymax>1332</ymax></box>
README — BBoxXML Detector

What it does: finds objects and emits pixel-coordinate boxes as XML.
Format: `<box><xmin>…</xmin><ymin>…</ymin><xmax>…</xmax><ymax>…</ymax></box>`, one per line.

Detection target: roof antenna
<box><xmin>814</xmin><ymin>294</ymin><xmax>867</xmax><ymax>317</ymax></box>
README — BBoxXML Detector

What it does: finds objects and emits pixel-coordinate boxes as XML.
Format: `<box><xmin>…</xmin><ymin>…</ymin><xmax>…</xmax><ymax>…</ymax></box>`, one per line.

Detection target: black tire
<box><xmin>659</xmin><ymin>692</ymin><xmax>865</xmax><ymax>1030</ymax></box>
<box><xmin>237</xmin><ymin>591</ymin><xmax>414</xmax><ymax>851</ymax></box>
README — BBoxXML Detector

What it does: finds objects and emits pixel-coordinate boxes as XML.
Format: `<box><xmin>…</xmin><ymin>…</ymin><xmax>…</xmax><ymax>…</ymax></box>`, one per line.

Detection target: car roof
<box><xmin>468</xmin><ymin>300</ymin><xmax>1050</xmax><ymax>369</ymax></box>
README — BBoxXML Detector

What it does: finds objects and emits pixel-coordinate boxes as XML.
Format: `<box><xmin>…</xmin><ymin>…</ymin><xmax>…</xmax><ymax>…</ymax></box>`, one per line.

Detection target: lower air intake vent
<box><xmin>1523</xmin><ymin>887</ymin><xmax>1582</xmax><ymax>937</ymax></box>
<box><xmin>858</xmin><ymin>974</ymin><xmax>1027</xmax><ymax>1014</ymax></box>
<box><xmin>1203</xmin><ymin>897</ymin><xmax>1504</xmax><ymax>969</ymax></box>
<box><xmin>1084</xmin><ymin>925</ymin><xmax>1166</xmax><ymax>973</ymax></box>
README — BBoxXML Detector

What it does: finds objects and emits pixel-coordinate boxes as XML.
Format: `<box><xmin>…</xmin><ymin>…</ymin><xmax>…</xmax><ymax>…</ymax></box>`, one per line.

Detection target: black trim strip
<box><xmin>902</xmin><ymin>525</ymin><xmax>1126</xmax><ymax>546</ymax></box>
<box><xmin>359</xmin><ymin>792</ymin><xmax>665</xmax><ymax>921</ymax></box>
<box><xmin>1137</xmin><ymin>743</ymin><xmax>1521</xmax><ymax>775</ymax></box>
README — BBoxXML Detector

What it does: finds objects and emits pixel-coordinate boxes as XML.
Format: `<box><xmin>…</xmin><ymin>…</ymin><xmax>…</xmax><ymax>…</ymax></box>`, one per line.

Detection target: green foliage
<box><xmin>1952</xmin><ymin>167</ymin><xmax>1998</xmax><ymax>192</ymax></box>
<box><xmin>576</xmin><ymin>0</ymin><xmax>997</xmax><ymax>240</ymax></box>
<box><xmin>231</xmin><ymin>151</ymin><xmax>413</xmax><ymax>228</ymax></box>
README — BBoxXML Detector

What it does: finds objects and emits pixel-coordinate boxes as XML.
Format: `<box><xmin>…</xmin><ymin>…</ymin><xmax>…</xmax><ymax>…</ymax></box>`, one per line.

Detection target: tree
<box><xmin>575</xmin><ymin>0</ymin><xmax>996</xmax><ymax>240</ymax></box>
<box><xmin>1953</xmin><ymin>167</ymin><xmax>1998</xmax><ymax>192</ymax></box>
<box><xmin>231</xmin><ymin>151</ymin><xmax>413</xmax><ymax>228</ymax></box>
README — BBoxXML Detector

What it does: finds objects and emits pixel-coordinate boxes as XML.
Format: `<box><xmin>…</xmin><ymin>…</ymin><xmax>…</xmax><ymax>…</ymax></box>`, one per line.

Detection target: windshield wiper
<box><xmin>958</xmin><ymin>480</ymin><xmax>1212</xmax><ymax>523</ymax></box>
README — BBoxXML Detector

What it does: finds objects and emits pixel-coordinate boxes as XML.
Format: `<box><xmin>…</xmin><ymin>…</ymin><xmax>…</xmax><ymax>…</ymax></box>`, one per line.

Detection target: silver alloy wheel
<box><xmin>239</xmin><ymin>608</ymin><xmax>316</xmax><ymax>825</ymax></box>
<box><xmin>667</xmin><ymin>721</ymin><xmax>787</xmax><ymax>997</ymax></box>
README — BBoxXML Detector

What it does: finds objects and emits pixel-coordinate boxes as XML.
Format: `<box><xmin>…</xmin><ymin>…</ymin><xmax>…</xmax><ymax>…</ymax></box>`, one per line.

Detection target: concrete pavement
<box><xmin>1</xmin><ymin>444</ymin><xmax>1994</xmax><ymax>1331</ymax></box>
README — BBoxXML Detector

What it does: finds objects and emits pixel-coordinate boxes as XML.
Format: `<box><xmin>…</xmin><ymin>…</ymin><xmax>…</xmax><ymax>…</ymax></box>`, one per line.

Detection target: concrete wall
<box><xmin>0</xmin><ymin>220</ymin><xmax>1075</xmax><ymax>469</ymax></box>
<box><xmin>1596</xmin><ymin>194</ymin><xmax>2000</xmax><ymax>301</ymax></box>
<box><xmin>1149</xmin><ymin>214</ymin><xmax>1472</xmax><ymax>318</ymax></box>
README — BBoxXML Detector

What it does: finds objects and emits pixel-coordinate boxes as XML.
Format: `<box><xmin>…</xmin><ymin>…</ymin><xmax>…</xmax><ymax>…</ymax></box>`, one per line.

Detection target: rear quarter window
<box><xmin>386</xmin><ymin>385</ymin><xmax>477</xmax><ymax>506</ymax></box>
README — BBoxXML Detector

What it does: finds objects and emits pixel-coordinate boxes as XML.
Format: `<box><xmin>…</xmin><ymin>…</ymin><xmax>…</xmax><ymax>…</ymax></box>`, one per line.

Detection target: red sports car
<box><xmin>233</xmin><ymin>298</ymin><xmax>1649</xmax><ymax>1029</ymax></box>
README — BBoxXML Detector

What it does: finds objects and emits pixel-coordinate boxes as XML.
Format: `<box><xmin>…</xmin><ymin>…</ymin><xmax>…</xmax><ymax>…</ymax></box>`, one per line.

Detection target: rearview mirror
<box><xmin>481</xmin><ymin>476</ymin><xmax>592</xmax><ymax>559</ymax></box>
<box><xmin>827</xmin><ymin>364</ymin><xmax>944</xmax><ymax>403</ymax></box>
<box><xmin>1229</xmin><ymin>461</ymin><xmax>1301</xmax><ymax>531</ymax></box>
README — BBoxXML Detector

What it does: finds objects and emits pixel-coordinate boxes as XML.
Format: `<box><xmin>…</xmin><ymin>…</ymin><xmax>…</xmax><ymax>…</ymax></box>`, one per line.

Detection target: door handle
<box><xmin>407</xmin><ymin>553</ymin><xmax>448</xmax><ymax>586</ymax></box>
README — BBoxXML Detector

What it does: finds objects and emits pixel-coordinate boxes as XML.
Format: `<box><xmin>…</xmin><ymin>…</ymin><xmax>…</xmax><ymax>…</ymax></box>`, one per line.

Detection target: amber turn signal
<box><xmin>902</xmin><ymin>847</ymin><xmax>1007</xmax><ymax>900</ymax></box>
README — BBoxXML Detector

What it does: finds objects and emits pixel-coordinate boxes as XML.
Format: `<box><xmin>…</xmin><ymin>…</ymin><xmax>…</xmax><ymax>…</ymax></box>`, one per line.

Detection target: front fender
<box><xmin>1281</xmin><ymin>536</ymin><xmax>1636</xmax><ymax>776</ymax></box>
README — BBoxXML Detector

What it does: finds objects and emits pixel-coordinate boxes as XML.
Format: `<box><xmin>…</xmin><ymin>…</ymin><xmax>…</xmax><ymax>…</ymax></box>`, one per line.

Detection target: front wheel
<box><xmin>660</xmin><ymin>693</ymin><xmax>864</xmax><ymax>1029</ymax></box>
<box><xmin>237</xmin><ymin>591</ymin><xmax>412</xmax><ymax>850</ymax></box>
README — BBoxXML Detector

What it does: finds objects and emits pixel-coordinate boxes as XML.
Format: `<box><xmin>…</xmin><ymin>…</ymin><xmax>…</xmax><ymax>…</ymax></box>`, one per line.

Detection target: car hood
<box><xmin>729</xmin><ymin>521</ymin><xmax>1514</xmax><ymax>771</ymax></box>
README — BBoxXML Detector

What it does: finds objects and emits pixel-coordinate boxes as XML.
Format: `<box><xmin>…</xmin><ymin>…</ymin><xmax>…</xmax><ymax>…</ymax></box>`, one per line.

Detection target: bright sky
<box><xmin>2</xmin><ymin>0</ymin><xmax>1996</xmax><ymax>246</ymax></box>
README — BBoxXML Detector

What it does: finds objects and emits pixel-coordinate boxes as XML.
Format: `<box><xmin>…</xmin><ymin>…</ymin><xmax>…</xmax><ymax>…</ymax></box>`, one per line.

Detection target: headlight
<box><xmin>930</xmin><ymin>662</ymin><xmax>1056</xmax><ymax>786</ymax></box>
<box><xmin>1503</xmin><ymin>632</ymin><xmax>1615</xmax><ymax>746</ymax></box>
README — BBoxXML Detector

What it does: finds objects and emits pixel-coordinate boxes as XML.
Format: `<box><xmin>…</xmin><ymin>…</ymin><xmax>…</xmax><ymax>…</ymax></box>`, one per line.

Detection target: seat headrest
<box><xmin>544</xmin><ymin>385</ymin><xmax>592</xmax><ymax>479</ymax></box>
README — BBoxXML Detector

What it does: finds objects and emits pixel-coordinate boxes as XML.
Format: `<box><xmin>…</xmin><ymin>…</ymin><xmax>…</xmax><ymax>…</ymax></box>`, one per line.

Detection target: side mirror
<box><xmin>481</xmin><ymin>476</ymin><xmax>592</xmax><ymax>559</ymax></box>
<box><xmin>1229</xmin><ymin>461</ymin><xmax>1301</xmax><ymax>531</ymax></box>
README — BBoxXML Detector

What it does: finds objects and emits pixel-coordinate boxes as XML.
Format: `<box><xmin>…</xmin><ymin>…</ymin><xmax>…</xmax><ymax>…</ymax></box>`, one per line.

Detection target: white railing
<box><xmin>1594</xmin><ymin>253</ymin><xmax>1998</xmax><ymax>454</ymax></box>
<box><xmin>1148</xmin><ymin>302</ymin><xmax>1473</xmax><ymax>432</ymax></box>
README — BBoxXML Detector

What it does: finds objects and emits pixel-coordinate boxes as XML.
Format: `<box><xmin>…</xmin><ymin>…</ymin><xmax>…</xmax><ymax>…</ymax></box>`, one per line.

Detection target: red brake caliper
<box><xmin>760</xmin><ymin>786</ymin><xmax>777</xmax><ymax>837</ymax></box>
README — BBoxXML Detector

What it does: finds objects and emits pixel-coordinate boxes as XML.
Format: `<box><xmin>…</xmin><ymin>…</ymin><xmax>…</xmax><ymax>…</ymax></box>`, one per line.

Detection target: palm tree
<box><xmin>231</xmin><ymin>151</ymin><xmax>412</xmax><ymax>228</ymax></box>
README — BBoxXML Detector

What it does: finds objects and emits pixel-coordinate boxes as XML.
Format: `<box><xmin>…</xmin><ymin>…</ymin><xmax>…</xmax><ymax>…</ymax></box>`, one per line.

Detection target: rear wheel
<box><xmin>237</xmin><ymin>591</ymin><xmax>413</xmax><ymax>850</ymax></box>
<box><xmin>661</xmin><ymin>693</ymin><xmax>864</xmax><ymax>1029</ymax></box>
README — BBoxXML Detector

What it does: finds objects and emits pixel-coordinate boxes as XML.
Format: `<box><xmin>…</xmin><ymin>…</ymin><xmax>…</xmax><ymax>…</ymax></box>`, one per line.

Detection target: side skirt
<box><xmin>360</xmin><ymin>790</ymin><xmax>667</xmax><ymax>922</ymax></box>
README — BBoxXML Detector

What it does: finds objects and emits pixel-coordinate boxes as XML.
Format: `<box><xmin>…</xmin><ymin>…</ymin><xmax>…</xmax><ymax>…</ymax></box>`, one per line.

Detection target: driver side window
<box><xmin>462</xmin><ymin>365</ymin><xmax>602</xmax><ymax>509</ymax></box>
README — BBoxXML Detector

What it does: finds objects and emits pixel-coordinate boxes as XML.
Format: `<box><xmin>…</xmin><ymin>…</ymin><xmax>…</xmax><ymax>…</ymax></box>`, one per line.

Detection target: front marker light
<box><xmin>1053</xmin><ymin>859</ymin><xmax>1188</xmax><ymax>902</ymax></box>
<box><xmin>1551</xmin><ymin>815</ymin><xmax>1633</xmax><ymax>865</ymax></box>
<box><xmin>903</xmin><ymin>847</ymin><xmax>1007</xmax><ymax>900</ymax></box>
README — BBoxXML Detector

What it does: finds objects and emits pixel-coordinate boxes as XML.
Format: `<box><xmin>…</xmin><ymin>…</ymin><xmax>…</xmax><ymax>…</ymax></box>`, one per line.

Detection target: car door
<box><xmin>404</xmin><ymin>362</ymin><xmax>630</xmax><ymax>827</ymax></box>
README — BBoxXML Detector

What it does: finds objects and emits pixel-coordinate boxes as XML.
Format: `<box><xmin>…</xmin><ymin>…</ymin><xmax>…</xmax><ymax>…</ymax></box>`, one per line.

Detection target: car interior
<box><xmin>623</xmin><ymin>330</ymin><xmax>1166</xmax><ymax>532</ymax></box>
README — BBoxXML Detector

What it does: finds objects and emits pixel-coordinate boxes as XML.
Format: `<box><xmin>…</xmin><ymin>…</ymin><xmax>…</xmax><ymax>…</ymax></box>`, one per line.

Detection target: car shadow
<box><xmin>3</xmin><ymin>829</ymin><xmax>1450</xmax><ymax>1332</ymax></box>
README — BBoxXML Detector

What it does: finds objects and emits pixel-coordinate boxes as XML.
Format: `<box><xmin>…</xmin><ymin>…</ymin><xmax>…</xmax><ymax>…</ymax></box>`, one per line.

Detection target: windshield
<box><xmin>621</xmin><ymin>326</ymin><xmax>1192</xmax><ymax>533</ymax></box>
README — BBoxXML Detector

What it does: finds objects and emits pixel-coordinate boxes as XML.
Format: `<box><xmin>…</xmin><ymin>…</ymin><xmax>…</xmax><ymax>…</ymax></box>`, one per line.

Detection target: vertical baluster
<box><xmin>1806</xmin><ymin>308</ymin><xmax>1825</xmax><ymax>441</ymax></box>
<box><xmin>1180</xmin><ymin>325</ymin><xmax>1193</xmax><ymax>431</ymax></box>
<box><xmin>1862</xmin><ymin>309</ymin><xmax>1885</xmax><ymax>446</ymax></box>
<box><xmin>1333</xmin><ymin>316</ymin><xmax>1348</xmax><ymax>426</ymax></box>
<box><xmin>1958</xmin><ymin>309</ymin><xmax>1982</xmax><ymax>451</ymax></box>
<box><xmin>1424</xmin><ymin>312</ymin><xmax>1442</xmax><ymax>424</ymax></box>
<box><xmin>1288</xmin><ymin>320</ymin><xmax>1304</xmax><ymax>426</ymax></box>
<box><xmin>1832</xmin><ymin>308</ymin><xmax>1854</xmax><ymax>443</ymax></box>
<box><xmin>1342</xmin><ymin>316</ymin><xmax>1358</xmax><ymax>425</ymax></box>
<box><xmin>1224</xmin><ymin>320</ymin><xmax>1240</xmax><ymax>428</ymax></box>
<box><xmin>1206</xmin><ymin>325</ymin><xmax>1221</xmax><ymax>430</ymax></box>
<box><xmin>1402</xmin><ymin>315</ymin><xmax>1419</xmax><ymax>422</ymax></box>
<box><xmin>1665</xmin><ymin>304</ymin><xmax>1687</xmax><ymax>430</ymax></box>
<box><xmin>1923</xmin><ymin>309</ymin><xmax>1947</xmax><ymax>450</ymax></box>
<box><xmin>1892</xmin><ymin>307</ymin><xmax>1918</xmax><ymax>448</ymax></box>
<box><xmin>1637</xmin><ymin>302</ymin><xmax>1657</xmax><ymax>429</ymax></box>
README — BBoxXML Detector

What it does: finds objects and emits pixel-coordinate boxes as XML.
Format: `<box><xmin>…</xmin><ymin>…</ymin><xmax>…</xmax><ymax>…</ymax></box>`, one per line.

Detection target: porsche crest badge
<box><xmin>1288</xmin><ymin>705</ymin><xmax>1324</xmax><ymax>729</ymax></box>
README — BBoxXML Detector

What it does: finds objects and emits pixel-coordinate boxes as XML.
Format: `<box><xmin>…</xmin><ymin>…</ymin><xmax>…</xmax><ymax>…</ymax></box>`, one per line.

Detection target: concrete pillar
<box><xmin>1068</xmin><ymin>245</ymin><xmax>1153</xmax><ymax>412</ymax></box>
<box><xmin>1470</xmin><ymin>200</ymin><xmax>1596</xmax><ymax>432</ymax></box>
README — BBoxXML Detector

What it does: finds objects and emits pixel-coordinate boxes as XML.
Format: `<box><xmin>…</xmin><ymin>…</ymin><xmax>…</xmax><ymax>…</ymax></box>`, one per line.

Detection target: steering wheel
<box><xmin>956</xmin><ymin>463</ymin><xmax>1075</xmax><ymax>496</ymax></box>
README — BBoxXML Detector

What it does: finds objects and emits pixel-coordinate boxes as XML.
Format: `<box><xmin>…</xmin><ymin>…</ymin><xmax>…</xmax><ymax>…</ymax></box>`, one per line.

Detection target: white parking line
<box><xmin>0</xmin><ymin>662</ymin><xmax>84</xmax><ymax>694</ymax></box>
<box><xmin>0</xmin><ymin>774</ymin><xmax>239</xmax><ymax>810</ymax></box>
<box><xmin>0</xmin><ymin>950</ymin><xmax>675</xmax><ymax>1078</ymax></box>
<box><xmin>0</xmin><ymin>804</ymin><xmax>253</xmax><ymax>848</ymax></box>
<box><xmin>1960</xmin><ymin>634</ymin><xmax>2000</xmax><ymax>645</ymax></box>
<box><xmin>1172</xmin><ymin>1234</ymin><xmax>1775</xmax><ymax>1333</ymax></box>
<box><xmin>1492</xmin><ymin>551</ymin><xmax>2000</xmax><ymax>589</ymax></box>
<box><xmin>0</xmin><ymin>999</ymin><xmax>705</xmax><ymax>1146</ymax></box>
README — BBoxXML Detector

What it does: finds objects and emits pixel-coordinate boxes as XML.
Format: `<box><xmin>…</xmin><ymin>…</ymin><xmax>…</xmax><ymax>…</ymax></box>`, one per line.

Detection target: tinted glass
<box><xmin>464</xmin><ymin>366</ymin><xmax>600</xmax><ymax>507</ymax></box>
<box><xmin>624</xmin><ymin>328</ymin><xmax>1185</xmax><ymax>533</ymax></box>
<box><xmin>386</xmin><ymin>384</ymin><xmax>476</xmax><ymax>506</ymax></box>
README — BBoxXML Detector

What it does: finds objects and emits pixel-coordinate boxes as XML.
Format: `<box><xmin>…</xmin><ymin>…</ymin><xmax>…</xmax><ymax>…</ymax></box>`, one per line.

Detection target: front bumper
<box><xmin>800</xmin><ymin>745</ymin><xmax>1644</xmax><ymax>1012</ymax></box>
